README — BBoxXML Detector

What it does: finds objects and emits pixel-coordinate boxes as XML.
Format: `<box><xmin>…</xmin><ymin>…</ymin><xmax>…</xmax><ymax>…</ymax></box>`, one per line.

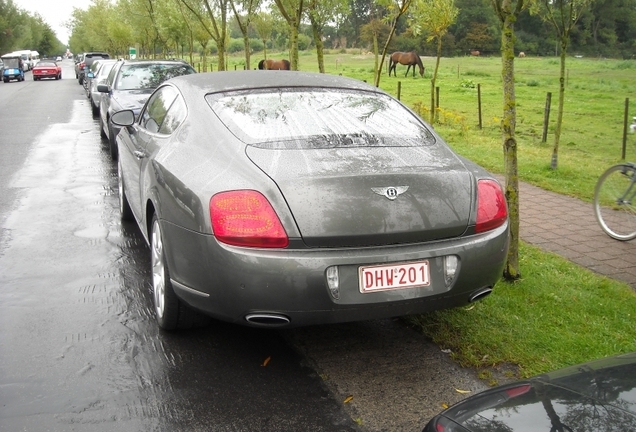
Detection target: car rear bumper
<box><xmin>160</xmin><ymin>220</ymin><xmax>509</xmax><ymax>327</ymax></box>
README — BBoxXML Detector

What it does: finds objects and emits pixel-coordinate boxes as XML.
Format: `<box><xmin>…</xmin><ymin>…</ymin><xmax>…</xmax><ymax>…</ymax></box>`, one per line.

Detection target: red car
<box><xmin>32</xmin><ymin>60</ymin><xmax>62</xmax><ymax>81</ymax></box>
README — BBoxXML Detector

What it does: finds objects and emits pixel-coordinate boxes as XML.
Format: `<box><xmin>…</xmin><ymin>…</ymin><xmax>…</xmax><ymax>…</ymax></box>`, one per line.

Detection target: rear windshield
<box><xmin>206</xmin><ymin>88</ymin><xmax>435</xmax><ymax>149</ymax></box>
<box><xmin>3</xmin><ymin>58</ymin><xmax>20</xmax><ymax>68</ymax></box>
<box><xmin>116</xmin><ymin>63</ymin><xmax>196</xmax><ymax>90</ymax></box>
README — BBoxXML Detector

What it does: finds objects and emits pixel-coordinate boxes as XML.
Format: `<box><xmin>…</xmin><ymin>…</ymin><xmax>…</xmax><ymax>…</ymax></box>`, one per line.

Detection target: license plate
<box><xmin>359</xmin><ymin>260</ymin><xmax>430</xmax><ymax>293</ymax></box>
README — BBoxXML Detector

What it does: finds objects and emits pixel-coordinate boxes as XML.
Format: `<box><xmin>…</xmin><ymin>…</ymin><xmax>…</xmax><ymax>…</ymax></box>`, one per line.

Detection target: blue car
<box><xmin>2</xmin><ymin>56</ymin><xmax>25</xmax><ymax>83</ymax></box>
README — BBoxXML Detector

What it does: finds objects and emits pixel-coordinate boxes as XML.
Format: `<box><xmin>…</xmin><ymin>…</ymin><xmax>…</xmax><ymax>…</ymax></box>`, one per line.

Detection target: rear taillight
<box><xmin>210</xmin><ymin>190</ymin><xmax>289</xmax><ymax>248</ymax></box>
<box><xmin>475</xmin><ymin>179</ymin><xmax>508</xmax><ymax>233</ymax></box>
<box><xmin>505</xmin><ymin>384</ymin><xmax>531</xmax><ymax>398</ymax></box>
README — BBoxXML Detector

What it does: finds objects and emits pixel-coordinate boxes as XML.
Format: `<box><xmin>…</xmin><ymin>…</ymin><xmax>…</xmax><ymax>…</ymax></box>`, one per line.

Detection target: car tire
<box><xmin>99</xmin><ymin>115</ymin><xmax>107</xmax><ymax>140</ymax></box>
<box><xmin>91</xmin><ymin>100</ymin><xmax>99</xmax><ymax>117</ymax></box>
<box><xmin>150</xmin><ymin>214</ymin><xmax>209</xmax><ymax>330</ymax></box>
<box><xmin>108</xmin><ymin>122</ymin><xmax>118</xmax><ymax>160</ymax></box>
<box><xmin>118</xmin><ymin>161</ymin><xmax>134</xmax><ymax>222</ymax></box>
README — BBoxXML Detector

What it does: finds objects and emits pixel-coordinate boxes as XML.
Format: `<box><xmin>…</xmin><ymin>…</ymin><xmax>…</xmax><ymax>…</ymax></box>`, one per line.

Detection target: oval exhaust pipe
<box><xmin>245</xmin><ymin>313</ymin><xmax>291</xmax><ymax>327</ymax></box>
<box><xmin>469</xmin><ymin>287</ymin><xmax>493</xmax><ymax>303</ymax></box>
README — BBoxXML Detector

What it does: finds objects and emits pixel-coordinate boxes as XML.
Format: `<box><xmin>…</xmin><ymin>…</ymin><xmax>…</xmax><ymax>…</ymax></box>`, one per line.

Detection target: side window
<box><xmin>158</xmin><ymin>95</ymin><xmax>187</xmax><ymax>135</ymax></box>
<box><xmin>106</xmin><ymin>63</ymin><xmax>120</xmax><ymax>87</ymax></box>
<box><xmin>139</xmin><ymin>86</ymin><xmax>178</xmax><ymax>133</ymax></box>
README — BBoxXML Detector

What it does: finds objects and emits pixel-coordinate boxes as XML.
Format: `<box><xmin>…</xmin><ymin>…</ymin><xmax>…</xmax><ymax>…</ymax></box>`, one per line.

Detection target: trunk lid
<box><xmin>246</xmin><ymin>145</ymin><xmax>473</xmax><ymax>247</ymax></box>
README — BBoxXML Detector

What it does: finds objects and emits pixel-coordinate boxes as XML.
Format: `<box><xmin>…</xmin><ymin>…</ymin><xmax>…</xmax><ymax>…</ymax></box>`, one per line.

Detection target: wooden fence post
<box><xmin>477</xmin><ymin>84</ymin><xmax>482</xmax><ymax>129</ymax></box>
<box><xmin>435</xmin><ymin>86</ymin><xmax>440</xmax><ymax>123</ymax></box>
<box><xmin>623</xmin><ymin>98</ymin><xmax>629</xmax><ymax>160</ymax></box>
<box><xmin>542</xmin><ymin>92</ymin><xmax>552</xmax><ymax>143</ymax></box>
<box><xmin>397</xmin><ymin>81</ymin><xmax>401</xmax><ymax>101</ymax></box>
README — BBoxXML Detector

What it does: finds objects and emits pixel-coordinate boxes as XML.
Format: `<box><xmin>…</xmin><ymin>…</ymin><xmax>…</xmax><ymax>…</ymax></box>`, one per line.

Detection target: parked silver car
<box><xmin>85</xmin><ymin>59</ymin><xmax>117</xmax><ymax>116</ymax></box>
<box><xmin>98</xmin><ymin>59</ymin><xmax>196</xmax><ymax>159</ymax></box>
<box><xmin>111</xmin><ymin>71</ymin><xmax>509</xmax><ymax>330</ymax></box>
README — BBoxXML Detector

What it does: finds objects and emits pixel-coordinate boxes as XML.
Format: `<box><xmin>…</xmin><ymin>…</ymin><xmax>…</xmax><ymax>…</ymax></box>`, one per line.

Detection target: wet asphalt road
<box><xmin>0</xmin><ymin>61</ymin><xmax>486</xmax><ymax>432</ymax></box>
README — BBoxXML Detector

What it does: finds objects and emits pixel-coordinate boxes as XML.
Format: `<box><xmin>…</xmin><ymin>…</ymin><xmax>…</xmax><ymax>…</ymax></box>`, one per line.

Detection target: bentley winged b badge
<box><xmin>371</xmin><ymin>186</ymin><xmax>409</xmax><ymax>201</ymax></box>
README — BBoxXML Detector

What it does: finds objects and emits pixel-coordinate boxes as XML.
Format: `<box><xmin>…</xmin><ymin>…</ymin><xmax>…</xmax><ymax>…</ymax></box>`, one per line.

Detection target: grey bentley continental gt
<box><xmin>111</xmin><ymin>71</ymin><xmax>509</xmax><ymax>330</ymax></box>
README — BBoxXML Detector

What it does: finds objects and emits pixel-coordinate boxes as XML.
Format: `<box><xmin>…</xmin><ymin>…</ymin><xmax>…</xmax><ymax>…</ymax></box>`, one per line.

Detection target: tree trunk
<box><xmin>430</xmin><ymin>36</ymin><xmax>442</xmax><ymax>124</ymax></box>
<box><xmin>243</xmin><ymin>34</ymin><xmax>251</xmax><ymax>70</ymax></box>
<box><xmin>375</xmin><ymin>22</ymin><xmax>399</xmax><ymax>87</ymax></box>
<box><xmin>202</xmin><ymin>43</ymin><xmax>208</xmax><ymax>72</ymax></box>
<box><xmin>311</xmin><ymin>19</ymin><xmax>325</xmax><ymax>73</ymax></box>
<box><xmin>501</xmin><ymin>8</ymin><xmax>521</xmax><ymax>280</ymax></box>
<box><xmin>373</xmin><ymin>34</ymin><xmax>379</xmax><ymax>85</ymax></box>
<box><xmin>216</xmin><ymin>39</ymin><xmax>226</xmax><ymax>71</ymax></box>
<box><xmin>289</xmin><ymin>24</ymin><xmax>300</xmax><ymax>70</ymax></box>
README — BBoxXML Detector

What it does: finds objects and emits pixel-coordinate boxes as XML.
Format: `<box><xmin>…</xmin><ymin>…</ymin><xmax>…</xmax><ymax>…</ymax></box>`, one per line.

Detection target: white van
<box><xmin>11</xmin><ymin>50</ymin><xmax>33</xmax><ymax>71</ymax></box>
<box><xmin>30</xmin><ymin>51</ymin><xmax>39</xmax><ymax>67</ymax></box>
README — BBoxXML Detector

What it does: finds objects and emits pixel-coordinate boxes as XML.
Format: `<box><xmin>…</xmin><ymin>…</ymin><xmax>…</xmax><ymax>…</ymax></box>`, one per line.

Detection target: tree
<box><xmin>229</xmin><ymin>0</ymin><xmax>260</xmax><ymax>69</ymax></box>
<box><xmin>374</xmin><ymin>0</ymin><xmax>415</xmax><ymax>87</ymax></box>
<box><xmin>532</xmin><ymin>0</ymin><xmax>592</xmax><ymax>170</ymax></box>
<box><xmin>178</xmin><ymin>0</ymin><xmax>229</xmax><ymax>70</ymax></box>
<box><xmin>273</xmin><ymin>0</ymin><xmax>304</xmax><ymax>70</ymax></box>
<box><xmin>409</xmin><ymin>0</ymin><xmax>458</xmax><ymax>124</ymax></box>
<box><xmin>490</xmin><ymin>0</ymin><xmax>531</xmax><ymax>281</ymax></box>
<box><xmin>306</xmin><ymin>0</ymin><xmax>350</xmax><ymax>73</ymax></box>
<box><xmin>360</xmin><ymin>18</ymin><xmax>390</xmax><ymax>83</ymax></box>
<box><xmin>452</xmin><ymin>0</ymin><xmax>499</xmax><ymax>53</ymax></box>
<box><xmin>252</xmin><ymin>11</ymin><xmax>274</xmax><ymax>61</ymax></box>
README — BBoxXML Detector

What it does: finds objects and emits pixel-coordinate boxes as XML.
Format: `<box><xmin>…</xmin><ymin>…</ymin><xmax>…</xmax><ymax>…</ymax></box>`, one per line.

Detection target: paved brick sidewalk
<box><xmin>504</xmin><ymin>178</ymin><xmax>636</xmax><ymax>289</ymax></box>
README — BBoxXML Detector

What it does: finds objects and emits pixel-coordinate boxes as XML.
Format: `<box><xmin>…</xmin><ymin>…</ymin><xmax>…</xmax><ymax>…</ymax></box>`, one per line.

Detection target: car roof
<box><xmin>116</xmin><ymin>59</ymin><xmax>190</xmax><ymax>65</ymax></box>
<box><xmin>167</xmin><ymin>70</ymin><xmax>383</xmax><ymax>97</ymax></box>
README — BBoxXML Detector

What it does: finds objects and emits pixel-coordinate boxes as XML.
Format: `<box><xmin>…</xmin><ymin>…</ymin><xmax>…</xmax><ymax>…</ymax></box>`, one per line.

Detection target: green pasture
<box><xmin>339</xmin><ymin>53</ymin><xmax>635</xmax><ymax>202</ymax></box>
<box><xmin>220</xmin><ymin>51</ymin><xmax>636</xmax><ymax>380</ymax></box>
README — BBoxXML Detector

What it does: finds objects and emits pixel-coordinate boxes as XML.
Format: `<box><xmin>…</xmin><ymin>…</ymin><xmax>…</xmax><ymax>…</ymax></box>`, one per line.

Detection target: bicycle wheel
<box><xmin>594</xmin><ymin>163</ymin><xmax>636</xmax><ymax>241</ymax></box>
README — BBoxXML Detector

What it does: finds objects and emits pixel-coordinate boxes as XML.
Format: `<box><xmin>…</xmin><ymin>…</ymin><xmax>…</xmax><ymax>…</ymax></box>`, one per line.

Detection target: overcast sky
<box><xmin>14</xmin><ymin>0</ymin><xmax>85</xmax><ymax>46</ymax></box>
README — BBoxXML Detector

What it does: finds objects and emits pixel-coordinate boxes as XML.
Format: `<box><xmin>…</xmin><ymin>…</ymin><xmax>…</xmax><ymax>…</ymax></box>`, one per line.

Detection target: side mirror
<box><xmin>111</xmin><ymin>110</ymin><xmax>135</xmax><ymax>127</ymax></box>
<box><xmin>87</xmin><ymin>72</ymin><xmax>94</xmax><ymax>78</ymax></box>
<box><xmin>96</xmin><ymin>83</ymin><xmax>110</xmax><ymax>93</ymax></box>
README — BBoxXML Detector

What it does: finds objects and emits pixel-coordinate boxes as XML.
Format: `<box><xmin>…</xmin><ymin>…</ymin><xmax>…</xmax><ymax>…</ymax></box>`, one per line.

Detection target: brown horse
<box><xmin>258</xmin><ymin>59</ymin><xmax>291</xmax><ymax>70</ymax></box>
<box><xmin>388</xmin><ymin>51</ymin><xmax>424</xmax><ymax>77</ymax></box>
<box><xmin>470</xmin><ymin>50</ymin><xmax>481</xmax><ymax>57</ymax></box>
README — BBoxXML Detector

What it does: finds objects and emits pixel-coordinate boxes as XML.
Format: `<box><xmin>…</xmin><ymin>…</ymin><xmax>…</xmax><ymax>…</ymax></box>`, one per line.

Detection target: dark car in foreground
<box><xmin>424</xmin><ymin>352</ymin><xmax>636</xmax><ymax>432</ymax></box>
<box><xmin>111</xmin><ymin>71</ymin><xmax>509</xmax><ymax>331</ymax></box>
<box><xmin>32</xmin><ymin>60</ymin><xmax>61</xmax><ymax>80</ymax></box>
<box><xmin>98</xmin><ymin>59</ymin><xmax>196</xmax><ymax>159</ymax></box>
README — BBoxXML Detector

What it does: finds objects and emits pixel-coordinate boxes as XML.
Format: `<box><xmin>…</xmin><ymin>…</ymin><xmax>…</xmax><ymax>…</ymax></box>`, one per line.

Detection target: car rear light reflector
<box><xmin>326</xmin><ymin>266</ymin><xmax>340</xmax><ymax>300</ymax></box>
<box><xmin>210</xmin><ymin>190</ymin><xmax>288</xmax><ymax>248</ymax></box>
<box><xmin>444</xmin><ymin>255</ymin><xmax>459</xmax><ymax>287</ymax></box>
<box><xmin>475</xmin><ymin>179</ymin><xmax>508</xmax><ymax>233</ymax></box>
